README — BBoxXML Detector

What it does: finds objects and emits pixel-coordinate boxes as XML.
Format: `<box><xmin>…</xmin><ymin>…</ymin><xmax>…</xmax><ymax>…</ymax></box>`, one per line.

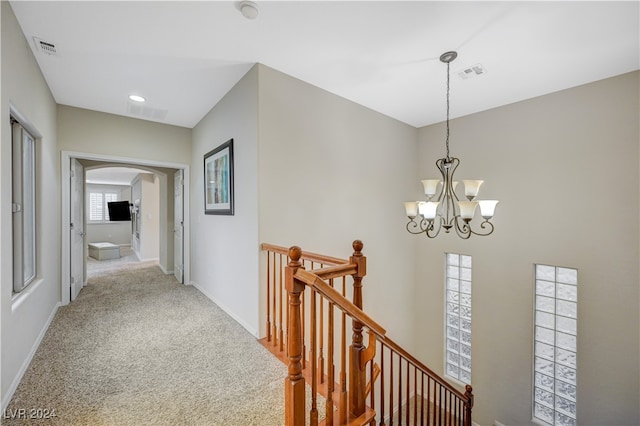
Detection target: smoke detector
<box><xmin>237</xmin><ymin>1</ymin><xmax>259</xmax><ymax>19</ymax></box>
<box><xmin>457</xmin><ymin>64</ymin><xmax>487</xmax><ymax>80</ymax></box>
<box><xmin>33</xmin><ymin>37</ymin><xmax>57</xmax><ymax>56</ymax></box>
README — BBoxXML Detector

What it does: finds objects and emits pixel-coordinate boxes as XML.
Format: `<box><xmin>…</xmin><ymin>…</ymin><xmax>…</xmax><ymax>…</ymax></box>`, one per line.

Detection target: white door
<box><xmin>174</xmin><ymin>170</ymin><xmax>184</xmax><ymax>283</ymax></box>
<box><xmin>70</xmin><ymin>159</ymin><xmax>85</xmax><ymax>301</ymax></box>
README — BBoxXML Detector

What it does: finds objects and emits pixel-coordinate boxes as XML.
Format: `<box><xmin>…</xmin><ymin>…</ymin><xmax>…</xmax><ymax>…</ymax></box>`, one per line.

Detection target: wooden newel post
<box><xmin>349</xmin><ymin>240</ymin><xmax>367</xmax><ymax>417</ymax></box>
<box><xmin>285</xmin><ymin>246</ymin><xmax>306</xmax><ymax>426</ymax></box>
<box><xmin>464</xmin><ymin>384</ymin><xmax>474</xmax><ymax>426</ymax></box>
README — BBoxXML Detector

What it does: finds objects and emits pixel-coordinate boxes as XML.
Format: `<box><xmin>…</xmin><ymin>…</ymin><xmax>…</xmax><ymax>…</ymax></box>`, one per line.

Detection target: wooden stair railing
<box><xmin>260</xmin><ymin>241</ymin><xmax>473</xmax><ymax>426</ymax></box>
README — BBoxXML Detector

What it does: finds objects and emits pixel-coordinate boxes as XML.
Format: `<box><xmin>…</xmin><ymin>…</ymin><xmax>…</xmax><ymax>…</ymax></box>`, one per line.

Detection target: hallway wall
<box><xmin>1</xmin><ymin>1</ymin><xmax>59</xmax><ymax>406</ymax></box>
<box><xmin>190</xmin><ymin>66</ymin><xmax>260</xmax><ymax>334</ymax></box>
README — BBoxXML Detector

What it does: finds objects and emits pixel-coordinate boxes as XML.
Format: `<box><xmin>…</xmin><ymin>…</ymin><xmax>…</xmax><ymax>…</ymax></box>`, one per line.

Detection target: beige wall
<box><xmin>257</xmin><ymin>64</ymin><xmax>419</xmax><ymax>347</ymax></box>
<box><xmin>415</xmin><ymin>71</ymin><xmax>639</xmax><ymax>425</ymax></box>
<box><xmin>190</xmin><ymin>66</ymin><xmax>260</xmax><ymax>334</ymax></box>
<box><xmin>58</xmin><ymin>105</ymin><xmax>191</xmax><ymax>165</ymax></box>
<box><xmin>1</xmin><ymin>1</ymin><xmax>59</xmax><ymax>406</ymax></box>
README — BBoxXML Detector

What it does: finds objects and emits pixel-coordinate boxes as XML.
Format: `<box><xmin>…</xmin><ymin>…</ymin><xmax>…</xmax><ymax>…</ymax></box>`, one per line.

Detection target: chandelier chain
<box><xmin>445</xmin><ymin>60</ymin><xmax>451</xmax><ymax>160</ymax></box>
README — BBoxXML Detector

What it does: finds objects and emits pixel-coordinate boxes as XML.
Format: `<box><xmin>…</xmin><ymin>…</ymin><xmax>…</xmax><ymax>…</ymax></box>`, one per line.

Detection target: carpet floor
<box><xmin>4</xmin><ymin>252</ymin><xmax>290</xmax><ymax>425</ymax></box>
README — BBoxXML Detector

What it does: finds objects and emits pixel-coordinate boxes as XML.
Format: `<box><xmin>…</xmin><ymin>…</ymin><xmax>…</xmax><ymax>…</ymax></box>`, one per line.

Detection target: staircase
<box><xmin>260</xmin><ymin>241</ymin><xmax>473</xmax><ymax>426</ymax></box>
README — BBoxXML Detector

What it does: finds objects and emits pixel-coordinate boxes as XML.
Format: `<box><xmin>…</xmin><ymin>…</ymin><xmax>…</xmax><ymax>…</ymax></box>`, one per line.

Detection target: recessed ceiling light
<box><xmin>129</xmin><ymin>94</ymin><xmax>146</xmax><ymax>103</ymax></box>
<box><xmin>238</xmin><ymin>1</ymin><xmax>259</xmax><ymax>19</ymax></box>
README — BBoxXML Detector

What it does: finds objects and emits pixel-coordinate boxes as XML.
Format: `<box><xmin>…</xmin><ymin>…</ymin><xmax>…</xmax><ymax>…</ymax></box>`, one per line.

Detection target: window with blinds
<box><xmin>89</xmin><ymin>191</ymin><xmax>119</xmax><ymax>222</ymax></box>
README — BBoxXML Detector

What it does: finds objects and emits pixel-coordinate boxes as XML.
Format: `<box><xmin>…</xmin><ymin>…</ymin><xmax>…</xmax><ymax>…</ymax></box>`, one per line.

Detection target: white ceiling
<box><xmin>9</xmin><ymin>1</ymin><xmax>640</xmax><ymax>129</ymax></box>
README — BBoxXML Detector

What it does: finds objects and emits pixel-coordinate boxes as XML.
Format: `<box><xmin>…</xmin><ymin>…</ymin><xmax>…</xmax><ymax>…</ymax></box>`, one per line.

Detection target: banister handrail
<box><xmin>310</xmin><ymin>264</ymin><xmax>358</xmax><ymax>280</ymax></box>
<box><xmin>261</xmin><ymin>242</ymin><xmax>349</xmax><ymax>266</ymax></box>
<box><xmin>294</xmin><ymin>268</ymin><xmax>386</xmax><ymax>337</ymax></box>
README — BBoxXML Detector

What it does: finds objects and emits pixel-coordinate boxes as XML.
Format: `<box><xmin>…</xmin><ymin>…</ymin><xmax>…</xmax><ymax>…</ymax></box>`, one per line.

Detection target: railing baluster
<box><xmin>398</xmin><ymin>357</ymin><xmax>402</xmax><ymax>425</ymax></box>
<box><xmin>272</xmin><ymin>251</ymin><xmax>277</xmax><ymax>348</ymax></box>
<box><xmin>310</xmin><ymin>289</ymin><xmax>318</xmax><ymax>426</ymax></box>
<box><xmin>279</xmin><ymin>253</ymin><xmax>284</xmax><ymax>352</ymax></box>
<box><xmin>286</xmin><ymin>253</ymin><xmax>290</xmax><ymax>357</ymax></box>
<box><xmin>380</xmin><ymin>344</ymin><xmax>385</xmax><ymax>426</ymax></box>
<box><xmin>327</xmin><ymin>295</ymin><xmax>335</xmax><ymax>425</ymax></box>
<box><xmin>301</xmin><ymin>260</ymin><xmax>307</xmax><ymax>369</ymax></box>
<box><xmin>413</xmin><ymin>366</ymin><xmax>417</xmax><ymax>424</ymax></box>
<box><xmin>389</xmin><ymin>350</ymin><xmax>394</xmax><ymax>426</ymax></box>
<box><xmin>405</xmin><ymin>360</ymin><xmax>410</xmax><ymax>425</ymax></box>
<box><xmin>319</xmin><ymin>283</ymin><xmax>325</xmax><ymax>384</ymax></box>
<box><xmin>339</xmin><ymin>276</ymin><xmax>347</xmax><ymax>423</ymax></box>
<box><xmin>427</xmin><ymin>377</ymin><xmax>432</xmax><ymax>425</ymax></box>
<box><xmin>420</xmin><ymin>373</ymin><xmax>424</xmax><ymax>426</ymax></box>
<box><xmin>266</xmin><ymin>251</ymin><xmax>271</xmax><ymax>342</ymax></box>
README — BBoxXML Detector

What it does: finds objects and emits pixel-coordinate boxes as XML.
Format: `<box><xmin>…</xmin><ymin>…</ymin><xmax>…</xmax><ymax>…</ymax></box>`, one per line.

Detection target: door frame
<box><xmin>69</xmin><ymin>158</ymin><xmax>85</xmax><ymax>301</ymax></box>
<box><xmin>60</xmin><ymin>150</ymin><xmax>190</xmax><ymax>305</ymax></box>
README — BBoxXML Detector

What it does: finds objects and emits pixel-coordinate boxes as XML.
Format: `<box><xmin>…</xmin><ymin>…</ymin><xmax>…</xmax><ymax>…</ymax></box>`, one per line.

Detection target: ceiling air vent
<box><xmin>33</xmin><ymin>37</ymin><xmax>57</xmax><ymax>56</ymax></box>
<box><xmin>457</xmin><ymin>64</ymin><xmax>486</xmax><ymax>80</ymax></box>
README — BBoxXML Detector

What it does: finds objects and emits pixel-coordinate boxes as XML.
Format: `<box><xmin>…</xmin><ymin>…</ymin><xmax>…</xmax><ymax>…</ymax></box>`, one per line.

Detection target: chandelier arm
<box><xmin>406</xmin><ymin>218</ymin><xmax>428</xmax><ymax>235</ymax></box>
<box><xmin>425</xmin><ymin>217</ymin><xmax>443</xmax><ymax>238</ymax></box>
<box><xmin>453</xmin><ymin>216</ymin><xmax>473</xmax><ymax>240</ymax></box>
<box><xmin>468</xmin><ymin>219</ymin><xmax>495</xmax><ymax>237</ymax></box>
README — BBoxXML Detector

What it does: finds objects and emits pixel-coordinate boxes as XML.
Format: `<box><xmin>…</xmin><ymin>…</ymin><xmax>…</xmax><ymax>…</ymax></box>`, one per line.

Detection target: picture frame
<box><xmin>204</xmin><ymin>139</ymin><xmax>234</xmax><ymax>215</ymax></box>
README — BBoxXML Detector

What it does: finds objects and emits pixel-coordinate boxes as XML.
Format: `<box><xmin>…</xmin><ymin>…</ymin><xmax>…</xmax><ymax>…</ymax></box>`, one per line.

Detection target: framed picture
<box><xmin>204</xmin><ymin>139</ymin><xmax>234</xmax><ymax>215</ymax></box>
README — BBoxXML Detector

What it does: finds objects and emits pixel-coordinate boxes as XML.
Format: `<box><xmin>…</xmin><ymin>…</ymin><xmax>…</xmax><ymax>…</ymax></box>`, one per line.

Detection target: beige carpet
<box><xmin>5</xmin><ymin>252</ymin><xmax>291</xmax><ymax>425</ymax></box>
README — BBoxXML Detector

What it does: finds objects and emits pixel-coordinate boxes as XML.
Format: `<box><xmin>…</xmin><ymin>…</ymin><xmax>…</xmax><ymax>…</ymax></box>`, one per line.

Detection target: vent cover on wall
<box><xmin>33</xmin><ymin>37</ymin><xmax>57</xmax><ymax>55</ymax></box>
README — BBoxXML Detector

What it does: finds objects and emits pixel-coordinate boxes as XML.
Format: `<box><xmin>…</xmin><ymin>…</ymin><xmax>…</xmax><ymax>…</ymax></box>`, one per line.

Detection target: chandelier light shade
<box><xmin>405</xmin><ymin>51</ymin><xmax>498</xmax><ymax>239</ymax></box>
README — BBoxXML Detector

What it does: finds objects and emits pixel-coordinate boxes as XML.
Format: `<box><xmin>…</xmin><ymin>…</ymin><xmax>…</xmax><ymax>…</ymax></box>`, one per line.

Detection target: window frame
<box><xmin>444</xmin><ymin>252</ymin><xmax>473</xmax><ymax>385</ymax></box>
<box><xmin>11</xmin><ymin>116</ymin><xmax>37</xmax><ymax>293</ymax></box>
<box><xmin>532</xmin><ymin>264</ymin><xmax>578</xmax><ymax>426</ymax></box>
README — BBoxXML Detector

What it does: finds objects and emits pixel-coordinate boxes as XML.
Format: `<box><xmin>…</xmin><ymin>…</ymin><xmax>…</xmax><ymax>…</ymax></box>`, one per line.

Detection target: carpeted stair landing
<box><xmin>5</xmin><ymin>262</ymin><xmax>290</xmax><ymax>425</ymax></box>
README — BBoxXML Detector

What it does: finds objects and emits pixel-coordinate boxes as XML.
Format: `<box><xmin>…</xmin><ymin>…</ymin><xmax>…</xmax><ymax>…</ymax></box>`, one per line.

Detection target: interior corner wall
<box><xmin>1</xmin><ymin>1</ymin><xmax>59</xmax><ymax>407</ymax></box>
<box><xmin>256</xmin><ymin>64</ymin><xmax>419</xmax><ymax>346</ymax></box>
<box><xmin>415</xmin><ymin>71</ymin><xmax>640</xmax><ymax>425</ymax></box>
<box><xmin>190</xmin><ymin>66</ymin><xmax>260</xmax><ymax>335</ymax></box>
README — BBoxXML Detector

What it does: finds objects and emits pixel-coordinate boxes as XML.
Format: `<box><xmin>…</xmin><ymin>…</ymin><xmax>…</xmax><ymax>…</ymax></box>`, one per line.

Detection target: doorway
<box><xmin>61</xmin><ymin>150</ymin><xmax>190</xmax><ymax>305</ymax></box>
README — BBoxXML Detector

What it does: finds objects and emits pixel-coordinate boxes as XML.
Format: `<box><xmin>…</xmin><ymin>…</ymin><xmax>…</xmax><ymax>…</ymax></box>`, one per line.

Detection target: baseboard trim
<box><xmin>191</xmin><ymin>281</ymin><xmax>259</xmax><ymax>338</ymax></box>
<box><xmin>1</xmin><ymin>301</ymin><xmax>61</xmax><ymax>411</ymax></box>
<box><xmin>158</xmin><ymin>263</ymin><xmax>173</xmax><ymax>275</ymax></box>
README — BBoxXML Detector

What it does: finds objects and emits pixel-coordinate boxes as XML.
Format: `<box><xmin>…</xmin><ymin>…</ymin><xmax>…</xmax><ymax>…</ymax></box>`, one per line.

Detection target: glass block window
<box><xmin>445</xmin><ymin>253</ymin><xmax>472</xmax><ymax>384</ymax></box>
<box><xmin>533</xmin><ymin>265</ymin><xmax>578</xmax><ymax>426</ymax></box>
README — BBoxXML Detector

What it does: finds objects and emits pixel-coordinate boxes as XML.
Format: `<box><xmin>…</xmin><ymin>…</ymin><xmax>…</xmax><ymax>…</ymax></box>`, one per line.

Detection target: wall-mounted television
<box><xmin>107</xmin><ymin>201</ymin><xmax>131</xmax><ymax>221</ymax></box>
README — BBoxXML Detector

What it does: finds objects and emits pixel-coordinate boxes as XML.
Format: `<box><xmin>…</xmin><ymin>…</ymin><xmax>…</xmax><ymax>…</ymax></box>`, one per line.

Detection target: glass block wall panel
<box><xmin>533</xmin><ymin>264</ymin><xmax>578</xmax><ymax>426</ymax></box>
<box><xmin>445</xmin><ymin>253</ymin><xmax>472</xmax><ymax>384</ymax></box>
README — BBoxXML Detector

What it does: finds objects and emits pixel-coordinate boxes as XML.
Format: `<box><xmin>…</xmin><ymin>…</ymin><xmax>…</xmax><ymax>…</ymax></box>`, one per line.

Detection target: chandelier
<box><xmin>404</xmin><ymin>51</ymin><xmax>498</xmax><ymax>239</ymax></box>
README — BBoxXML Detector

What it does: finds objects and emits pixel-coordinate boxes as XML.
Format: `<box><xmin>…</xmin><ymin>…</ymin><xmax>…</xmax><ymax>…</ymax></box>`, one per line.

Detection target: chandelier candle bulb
<box><xmin>421</xmin><ymin>179</ymin><xmax>440</xmax><ymax>199</ymax></box>
<box><xmin>419</xmin><ymin>201</ymin><xmax>440</xmax><ymax>220</ymax></box>
<box><xmin>478</xmin><ymin>200</ymin><xmax>499</xmax><ymax>220</ymax></box>
<box><xmin>404</xmin><ymin>202</ymin><xmax>419</xmax><ymax>219</ymax></box>
<box><xmin>458</xmin><ymin>201</ymin><xmax>479</xmax><ymax>221</ymax></box>
<box><xmin>463</xmin><ymin>180</ymin><xmax>484</xmax><ymax>200</ymax></box>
